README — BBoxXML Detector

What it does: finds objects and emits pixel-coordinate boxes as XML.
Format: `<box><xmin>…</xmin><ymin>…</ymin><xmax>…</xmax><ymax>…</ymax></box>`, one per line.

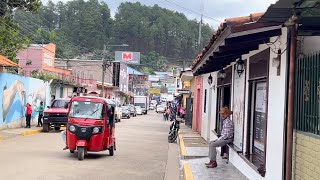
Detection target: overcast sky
<box><xmin>42</xmin><ymin>0</ymin><xmax>277</xmax><ymax>28</ymax></box>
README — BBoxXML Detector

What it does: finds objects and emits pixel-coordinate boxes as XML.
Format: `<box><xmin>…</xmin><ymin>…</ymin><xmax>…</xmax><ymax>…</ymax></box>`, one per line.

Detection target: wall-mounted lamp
<box><xmin>208</xmin><ymin>73</ymin><xmax>213</xmax><ymax>85</ymax></box>
<box><xmin>235</xmin><ymin>57</ymin><xmax>245</xmax><ymax>77</ymax></box>
<box><xmin>217</xmin><ymin>69</ymin><xmax>226</xmax><ymax>79</ymax></box>
<box><xmin>272</xmin><ymin>49</ymin><xmax>282</xmax><ymax>76</ymax></box>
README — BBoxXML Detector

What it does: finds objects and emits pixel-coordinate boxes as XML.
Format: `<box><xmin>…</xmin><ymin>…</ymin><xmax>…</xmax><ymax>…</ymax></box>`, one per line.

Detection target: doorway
<box><xmin>215</xmin><ymin>85</ymin><xmax>231</xmax><ymax>134</ymax></box>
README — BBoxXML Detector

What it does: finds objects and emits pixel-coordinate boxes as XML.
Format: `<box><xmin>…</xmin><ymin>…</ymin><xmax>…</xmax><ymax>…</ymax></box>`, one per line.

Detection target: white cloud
<box><xmin>41</xmin><ymin>0</ymin><xmax>277</xmax><ymax>28</ymax></box>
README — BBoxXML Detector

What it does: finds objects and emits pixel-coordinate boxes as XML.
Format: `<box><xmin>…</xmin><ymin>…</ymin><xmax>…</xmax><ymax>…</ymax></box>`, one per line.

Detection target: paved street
<box><xmin>0</xmin><ymin>112</ymin><xmax>179</xmax><ymax>180</ymax></box>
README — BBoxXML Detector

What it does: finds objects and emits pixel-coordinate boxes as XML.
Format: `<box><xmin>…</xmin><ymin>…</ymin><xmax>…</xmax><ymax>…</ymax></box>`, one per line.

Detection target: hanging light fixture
<box><xmin>217</xmin><ymin>69</ymin><xmax>226</xmax><ymax>79</ymax></box>
<box><xmin>207</xmin><ymin>73</ymin><xmax>213</xmax><ymax>85</ymax></box>
<box><xmin>236</xmin><ymin>57</ymin><xmax>245</xmax><ymax>77</ymax></box>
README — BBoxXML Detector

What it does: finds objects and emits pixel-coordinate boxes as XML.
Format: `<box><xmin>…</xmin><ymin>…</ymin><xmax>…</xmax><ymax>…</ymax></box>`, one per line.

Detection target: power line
<box><xmin>161</xmin><ymin>0</ymin><xmax>221</xmax><ymax>22</ymax></box>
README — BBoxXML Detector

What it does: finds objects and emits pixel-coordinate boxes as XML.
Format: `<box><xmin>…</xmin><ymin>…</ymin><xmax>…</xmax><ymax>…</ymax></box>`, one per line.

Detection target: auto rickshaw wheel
<box><xmin>70</xmin><ymin>150</ymin><xmax>75</xmax><ymax>153</ymax></box>
<box><xmin>109</xmin><ymin>146</ymin><xmax>114</xmax><ymax>156</ymax></box>
<box><xmin>77</xmin><ymin>147</ymin><xmax>85</xmax><ymax>160</ymax></box>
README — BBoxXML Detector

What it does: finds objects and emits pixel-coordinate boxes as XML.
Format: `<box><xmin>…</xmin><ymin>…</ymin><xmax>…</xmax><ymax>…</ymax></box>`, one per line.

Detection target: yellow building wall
<box><xmin>190</xmin><ymin>77</ymin><xmax>195</xmax><ymax>98</ymax></box>
<box><xmin>182</xmin><ymin>94</ymin><xmax>188</xmax><ymax>108</ymax></box>
<box><xmin>292</xmin><ymin>131</ymin><xmax>320</xmax><ymax>180</ymax></box>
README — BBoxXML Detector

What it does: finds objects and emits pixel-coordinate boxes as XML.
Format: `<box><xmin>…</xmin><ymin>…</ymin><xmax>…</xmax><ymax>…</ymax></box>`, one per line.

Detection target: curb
<box><xmin>183</xmin><ymin>163</ymin><xmax>194</xmax><ymax>180</ymax></box>
<box><xmin>21</xmin><ymin>129</ymin><xmax>42</xmax><ymax>136</ymax></box>
<box><xmin>178</xmin><ymin>133</ymin><xmax>187</xmax><ymax>158</ymax></box>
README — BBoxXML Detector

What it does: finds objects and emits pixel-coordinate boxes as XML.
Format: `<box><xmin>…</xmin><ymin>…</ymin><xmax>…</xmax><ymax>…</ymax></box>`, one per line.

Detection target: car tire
<box><xmin>109</xmin><ymin>146</ymin><xmax>114</xmax><ymax>156</ymax></box>
<box><xmin>54</xmin><ymin>127</ymin><xmax>61</xmax><ymax>131</ymax></box>
<box><xmin>43</xmin><ymin>123</ymin><xmax>50</xmax><ymax>132</ymax></box>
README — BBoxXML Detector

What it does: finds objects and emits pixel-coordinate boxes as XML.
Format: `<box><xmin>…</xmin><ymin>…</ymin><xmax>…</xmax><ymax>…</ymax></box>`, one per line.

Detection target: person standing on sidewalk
<box><xmin>36</xmin><ymin>101</ymin><xmax>44</xmax><ymax>127</ymax></box>
<box><xmin>205</xmin><ymin>106</ymin><xmax>234</xmax><ymax>168</ymax></box>
<box><xmin>25</xmin><ymin>103</ymin><xmax>32</xmax><ymax>128</ymax></box>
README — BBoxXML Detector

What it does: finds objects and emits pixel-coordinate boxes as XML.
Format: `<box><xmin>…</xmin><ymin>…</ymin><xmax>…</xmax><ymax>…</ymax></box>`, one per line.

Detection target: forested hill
<box><xmin>13</xmin><ymin>0</ymin><xmax>213</xmax><ymax>71</ymax></box>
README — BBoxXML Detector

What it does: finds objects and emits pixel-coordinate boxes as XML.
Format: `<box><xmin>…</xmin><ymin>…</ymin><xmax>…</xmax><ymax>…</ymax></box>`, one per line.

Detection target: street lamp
<box><xmin>208</xmin><ymin>73</ymin><xmax>213</xmax><ymax>85</ymax></box>
<box><xmin>235</xmin><ymin>57</ymin><xmax>245</xmax><ymax>77</ymax></box>
<box><xmin>105</xmin><ymin>44</ymin><xmax>129</xmax><ymax>47</ymax></box>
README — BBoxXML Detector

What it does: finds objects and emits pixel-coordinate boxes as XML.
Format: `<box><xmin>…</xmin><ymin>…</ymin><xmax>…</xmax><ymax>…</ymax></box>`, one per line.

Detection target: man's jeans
<box><xmin>61</xmin><ymin>130</ymin><xmax>66</xmax><ymax>144</ymax></box>
<box><xmin>208</xmin><ymin>138</ymin><xmax>233</xmax><ymax>161</ymax></box>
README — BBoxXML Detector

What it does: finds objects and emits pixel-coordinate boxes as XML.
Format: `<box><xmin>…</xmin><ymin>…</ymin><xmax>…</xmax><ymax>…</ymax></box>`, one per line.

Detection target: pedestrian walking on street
<box><xmin>205</xmin><ymin>106</ymin><xmax>234</xmax><ymax>168</ymax></box>
<box><xmin>25</xmin><ymin>103</ymin><xmax>32</xmax><ymax>128</ymax></box>
<box><xmin>61</xmin><ymin>130</ymin><xmax>68</xmax><ymax>150</ymax></box>
<box><xmin>36</xmin><ymin>101</ymin><xmax>44</xmax><ymax>127</ymax></box>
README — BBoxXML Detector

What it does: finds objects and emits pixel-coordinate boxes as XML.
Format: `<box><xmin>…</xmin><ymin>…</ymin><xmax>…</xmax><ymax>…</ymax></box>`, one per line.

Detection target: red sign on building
<box><xmin>122</xmin><ymin>52</ymin><xmax>133</xmax><ymax>61</ymax></box>
<box><xmin>115</xmin><ymin>51</ymin><xmax>140</xmax><ymax>64</ymax></box>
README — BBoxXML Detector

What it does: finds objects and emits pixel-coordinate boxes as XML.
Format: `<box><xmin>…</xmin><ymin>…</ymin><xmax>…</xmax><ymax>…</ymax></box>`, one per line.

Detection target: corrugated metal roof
<box><xmin>127</xmin><ymin>66</ymin><xmax>144</xmax><ymax>75</ymax></box>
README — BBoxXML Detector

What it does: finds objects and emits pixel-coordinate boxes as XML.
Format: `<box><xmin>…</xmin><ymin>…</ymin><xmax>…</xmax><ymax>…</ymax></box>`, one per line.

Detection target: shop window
<box><xmin>245</xmin><ymin>48</ymin><xmax>269</xmax><ymax>176</ymax></box>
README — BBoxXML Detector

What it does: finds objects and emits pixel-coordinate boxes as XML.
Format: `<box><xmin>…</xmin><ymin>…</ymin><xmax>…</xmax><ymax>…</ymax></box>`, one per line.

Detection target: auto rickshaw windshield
<box><xmin>69</xmin><ymin>100</ymin><xmax>105</xmax><ymax>120</ymax></box>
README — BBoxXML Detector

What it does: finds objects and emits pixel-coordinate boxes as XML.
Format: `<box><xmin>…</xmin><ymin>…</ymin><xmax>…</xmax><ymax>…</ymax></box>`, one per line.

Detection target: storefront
<box><xmin>192</xmin><ymin>13</ymin><xmax>288</xmax><ymax>179</ymax></box>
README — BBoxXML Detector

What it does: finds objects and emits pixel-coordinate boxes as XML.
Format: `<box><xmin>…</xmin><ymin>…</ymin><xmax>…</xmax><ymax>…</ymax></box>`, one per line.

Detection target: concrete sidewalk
<box><xmin>0</xmin><ymin>126</ymin><xmax>42</xmax><ymax>141</ymax></box>
<box><xmin>178</xmin><ymin>123</ymin><xmax>248</xmax><ymax>180</ymax></box>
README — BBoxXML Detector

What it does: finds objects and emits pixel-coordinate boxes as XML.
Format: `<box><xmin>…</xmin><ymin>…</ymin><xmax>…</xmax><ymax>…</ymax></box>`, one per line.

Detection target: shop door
<box><xmin>185</xmin><ymin>97</ymin><xmax>193</xmax><ymax>127</ymax></box>
<box><xmin>215</xmin><ymin>86</ymin><xmax>231</xmax><ymax>134</ymax></box>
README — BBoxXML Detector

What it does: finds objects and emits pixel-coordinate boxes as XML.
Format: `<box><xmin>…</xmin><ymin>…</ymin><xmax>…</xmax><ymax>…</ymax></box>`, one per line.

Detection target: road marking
<box><xmin>21</xmin><ymin>129</ymin><xmax>42</xmax><ymax>136</ymax></box>
<box><xmin>179</xmin><ymin>133</ymin><xmax>187</xmax><ymax>158</ymax></box>
<box><xmin>183</xmin><ymin>163</ymin><xmax>194</xmax><ymax>180</ymax></box>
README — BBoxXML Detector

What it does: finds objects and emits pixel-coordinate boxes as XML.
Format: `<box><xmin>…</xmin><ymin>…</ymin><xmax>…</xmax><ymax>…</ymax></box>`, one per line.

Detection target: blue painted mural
<box><xmin>0</xmin><ymin>73</ymin><xmax>49</xmax><ymax>128</ymax></box>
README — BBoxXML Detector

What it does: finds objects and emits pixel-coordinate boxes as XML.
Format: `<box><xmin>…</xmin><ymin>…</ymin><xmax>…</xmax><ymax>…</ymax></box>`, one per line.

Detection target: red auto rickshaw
<box><xmin>66</xmin><ymin>96</ymin><xmax>116</xmax><ymax>160</ymax></box>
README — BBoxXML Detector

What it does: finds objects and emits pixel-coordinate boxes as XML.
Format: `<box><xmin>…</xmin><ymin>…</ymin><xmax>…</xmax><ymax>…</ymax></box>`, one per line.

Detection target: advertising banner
<box><xmin>115</xmin><ymin>51</ymin><xmax>140</xmax><ymax>65</ymax></box>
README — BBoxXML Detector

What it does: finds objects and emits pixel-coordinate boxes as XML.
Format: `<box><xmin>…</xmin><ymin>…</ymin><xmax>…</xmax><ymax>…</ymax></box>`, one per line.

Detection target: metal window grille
<box><xmin>294</xmin><ymin>52</ymin><xmax>320</xmax><ymax>135</ymax></box>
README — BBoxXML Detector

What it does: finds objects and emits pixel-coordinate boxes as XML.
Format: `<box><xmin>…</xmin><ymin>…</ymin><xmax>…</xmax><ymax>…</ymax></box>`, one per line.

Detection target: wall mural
<box><xmin>0</xmin><ymin>73</ymin><xmax>48</xmax><ymax>127</ymax></box>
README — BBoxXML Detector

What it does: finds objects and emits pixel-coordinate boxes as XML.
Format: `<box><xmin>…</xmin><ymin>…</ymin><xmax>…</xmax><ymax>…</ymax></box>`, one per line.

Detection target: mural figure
<box><xmin>29</xmin><ymin>84</ymin><xmax>47</xmax><ymax>110</ymax></box>
<box><xmin>2</xmin><ymin>80</ymin><xmax>26</xmax><ymax>122</ymax></box>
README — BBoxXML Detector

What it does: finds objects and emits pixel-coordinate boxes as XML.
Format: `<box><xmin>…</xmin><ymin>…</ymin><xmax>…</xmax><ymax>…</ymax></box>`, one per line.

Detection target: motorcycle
<box><xmin>168</xmin><ymin>117</ymin><xmax>180</xmax><ymax>143</ymax></box>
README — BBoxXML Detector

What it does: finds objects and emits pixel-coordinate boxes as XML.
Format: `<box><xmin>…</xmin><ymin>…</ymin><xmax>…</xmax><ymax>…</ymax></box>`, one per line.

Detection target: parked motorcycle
<box><xmin>168</xmin><ymin>118</ymin><xmax>181</xmax><ymax>143</ymax></box>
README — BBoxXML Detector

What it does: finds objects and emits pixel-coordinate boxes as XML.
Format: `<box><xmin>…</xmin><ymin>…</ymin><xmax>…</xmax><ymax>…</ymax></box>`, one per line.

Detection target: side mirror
<box><xmin>64</xmin><ymin>103</ymin><xmax>68</xmax><ymax>109</ymax></box>
<box><xmin>47</xmin><ymin>106</ymin><xmax>50</xmax><ymax>108</ymax></box>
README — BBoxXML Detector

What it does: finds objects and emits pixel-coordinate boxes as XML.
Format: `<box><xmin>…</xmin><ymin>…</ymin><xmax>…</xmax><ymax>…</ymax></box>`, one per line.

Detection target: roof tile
<box><xmin>0</xmin><ymin>55</ymin><xmax>19</xmax><ymax>67</ymax></box>
<box><xmin>192</xmin><ymin>12</ymin><xmax>265</xmax><ymax>69</ymax></box>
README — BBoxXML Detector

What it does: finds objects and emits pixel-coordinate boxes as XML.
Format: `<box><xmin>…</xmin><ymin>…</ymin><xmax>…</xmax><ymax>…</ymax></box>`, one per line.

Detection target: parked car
<box><xmin>156</xmin><ymin>105</ymin><xmax>165</xmax><ymax>113</ymax></box>
<box><xmin>43</xmin><ymin>98</ymin><xmax>71</xmax><ymax>132</ymax></box>
<box><xmin>149</xmin><ymin>104</ymin><xmax>155</xmax><ymax>110</ymax></box>
<box><xmin>121</xmin><ymin>106</ymin><xmax>131</xmax><ymax>119</ymax></box>
<box><xmin>135</xmin><ymin>106</ymin><xmax>143</xmax><ymax>115</ymax></box>
<box><xmin>106</xmin><ymin>99</ymin><xmax>122</xmax><ymax>122</ymax></box>
<box><xmin>128</xmin><ymin>104</ymin><xmax>137</xmax><ymax>117</ymax></box>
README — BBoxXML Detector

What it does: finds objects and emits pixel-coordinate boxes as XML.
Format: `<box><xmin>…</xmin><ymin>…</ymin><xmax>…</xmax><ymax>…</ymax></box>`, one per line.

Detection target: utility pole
<box><xmin>101</xmin><ymin>45</ymin><xmax>111</xmax><ymax>98</ymax></box>
<box><xmin>198</xmin><ymin>0</ymin><xmax>204</xmax><ymax>51</ymax></box>
<box><xmin>198</xmin><ymin>14</ymin><xmax>203</xmax><ymax>51</ymax></box>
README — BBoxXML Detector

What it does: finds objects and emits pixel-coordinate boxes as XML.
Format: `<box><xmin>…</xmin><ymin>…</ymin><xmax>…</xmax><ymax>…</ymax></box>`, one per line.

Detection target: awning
<box><xmin>258</xmin><ymin>0</ymin><xmax>295</xmax><ymax>25</ymax></box>
<box><xmin>259</xmin><ymin>0</ymin><xmax>320</xmax><ymax>36</ymax></box>
<box><xmin>193</xmin><ymin>24</ymin><xmax>282</xmax><ymax>75</ymax></box>
<box><xmin>180</xmin><ymin>70</ymin><xmax>193</xmax><ymax>81</ymax></box>
<box><xmin>96</xmin><ymin>81</ymin><xmax>119</xmax><ymax>89</ymax></box>
<box><xmin>0</xmin><ymin>55</ymin><xmax>19</xmax><ymax>67</ymax></box>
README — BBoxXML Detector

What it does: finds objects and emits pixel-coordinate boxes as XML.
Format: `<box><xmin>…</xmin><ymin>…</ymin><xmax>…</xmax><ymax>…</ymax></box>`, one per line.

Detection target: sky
<box><xmin>42</xmin><ymin>0</ymin><xmax>277</xmax><ymax>28</ymax></box>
